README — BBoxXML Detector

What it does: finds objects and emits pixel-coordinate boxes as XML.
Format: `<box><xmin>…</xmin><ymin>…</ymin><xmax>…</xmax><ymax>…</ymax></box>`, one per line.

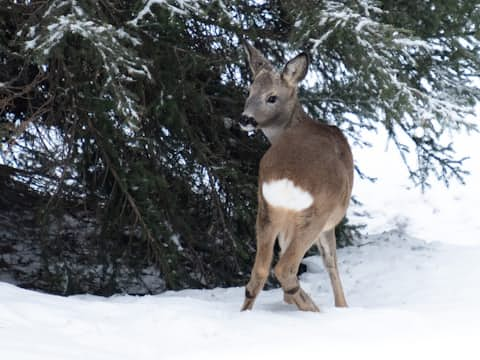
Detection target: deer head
<box><xmin>240</xmin><ymin>42</ymin><xmax>309</xmax><ymax>140</ymax></box>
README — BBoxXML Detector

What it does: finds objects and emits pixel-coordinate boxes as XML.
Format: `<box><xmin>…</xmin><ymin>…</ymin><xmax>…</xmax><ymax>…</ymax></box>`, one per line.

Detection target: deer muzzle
<box><xmin>239</xmin><ymin>114</ymin><xmax>258</xmax><ymax>132</ymax></box>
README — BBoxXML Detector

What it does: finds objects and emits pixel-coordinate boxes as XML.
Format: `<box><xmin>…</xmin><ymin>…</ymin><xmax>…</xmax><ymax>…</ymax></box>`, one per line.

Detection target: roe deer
<box><xmin>239</xmin><ymin>42</ymin><xmax>353</xmax><ymax>312</ymax></box>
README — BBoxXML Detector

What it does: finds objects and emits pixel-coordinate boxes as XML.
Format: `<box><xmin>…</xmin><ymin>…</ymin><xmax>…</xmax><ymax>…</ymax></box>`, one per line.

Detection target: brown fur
<box><xmin>240</xmin><ymin>42</ymin><xmax>353</xmax><ymax>312</ymax></box>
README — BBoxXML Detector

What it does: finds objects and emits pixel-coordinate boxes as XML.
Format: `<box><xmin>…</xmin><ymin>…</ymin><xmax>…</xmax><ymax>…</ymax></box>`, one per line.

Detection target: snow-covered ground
<box><xmin>349</xmin><ymin>126</ymin><xmax>480</xmax><ymax>246</ymax></box>
<box><xmin>1</xmin><ymin>127</ymin><xmax>480</xmax><ymax>359</ymax></box>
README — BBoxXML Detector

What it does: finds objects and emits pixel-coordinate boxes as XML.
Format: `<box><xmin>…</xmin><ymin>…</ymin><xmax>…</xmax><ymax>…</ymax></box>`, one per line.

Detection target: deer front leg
<box><xmin>241</xmin><ymin>215</ymin><xmax>277</xmax><ymax>311</ymax></box>
<box><xmin>275</xmin><ymin>231</ymin><xmax>320</xmax><ymax>312</ymax></box>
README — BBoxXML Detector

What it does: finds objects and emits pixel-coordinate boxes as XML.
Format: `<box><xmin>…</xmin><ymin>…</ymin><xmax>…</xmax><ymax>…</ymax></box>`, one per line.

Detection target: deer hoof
<box><xmin>335</xmin><ymin>300</ymin><xmax>348</xmax><ymax>308</ymax></box>
<box><xmin>291</xmin><ymin>288</ymin><xmax>320</xmax><ymax>312</ymax></box>
<box><xmin>241</xmin><ymin>298</ymin><xmax>255</xmax><ymax>311</ymax></box>
<box><xmin>283</xmin><ymin>293</ymin><xmax>294</xmax><ymax>304</ymax></box>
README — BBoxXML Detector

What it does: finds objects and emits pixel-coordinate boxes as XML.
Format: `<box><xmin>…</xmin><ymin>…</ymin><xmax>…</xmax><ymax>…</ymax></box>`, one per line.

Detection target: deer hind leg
<box><xmin>274</xmin><ymin>229</ymin><xmax>320</xmax><ymax>312</ymax></box>
<box><xmin>317</xmin><ymin>229</ymin><xmax>348</xmax><ymax>307</ymax></box>
<box><xmin>277</xmin><ymin>231</ymin><xmax>296</xmax><ymax>305</ymax></box>
<box><xmin>241</xmin><ymin>217</ymin><xmax>277</xmax><ymax>311</ymax></box>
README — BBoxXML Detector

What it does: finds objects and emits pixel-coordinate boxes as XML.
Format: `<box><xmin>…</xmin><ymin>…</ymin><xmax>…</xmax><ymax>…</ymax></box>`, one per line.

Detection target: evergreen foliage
<box><xmin>0</xmin><ymin>0</ymin><xmax>478</xmax><ymax>294</ymax></box>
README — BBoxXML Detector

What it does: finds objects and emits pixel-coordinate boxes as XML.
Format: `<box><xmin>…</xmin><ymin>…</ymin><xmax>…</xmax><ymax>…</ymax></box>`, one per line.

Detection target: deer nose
<box><xmin>239</xmin><ymin>114</ymin><xmax>258</xmax><ymax>131</ymax></box>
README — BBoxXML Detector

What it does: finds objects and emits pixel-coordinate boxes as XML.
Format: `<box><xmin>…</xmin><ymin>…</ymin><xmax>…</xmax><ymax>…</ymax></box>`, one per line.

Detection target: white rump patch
<box><xmin>262</xmin><ymin>179</ymin><xmax>313</xmax><ymax>211</ymax></box>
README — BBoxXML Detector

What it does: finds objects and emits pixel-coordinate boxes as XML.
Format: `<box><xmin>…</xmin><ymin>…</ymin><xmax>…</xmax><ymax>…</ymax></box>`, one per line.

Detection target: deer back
<box><xmin>259</xmin><ymin>120</ymin><xmax>353</xmax><ymax>214</ymax></box>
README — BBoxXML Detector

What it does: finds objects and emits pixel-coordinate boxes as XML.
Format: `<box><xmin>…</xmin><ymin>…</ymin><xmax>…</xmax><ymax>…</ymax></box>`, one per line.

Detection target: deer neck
<box><xmin>261</xmin><ymin>102</ymin><xmax>309</xmax><ymax>144</ymax></box>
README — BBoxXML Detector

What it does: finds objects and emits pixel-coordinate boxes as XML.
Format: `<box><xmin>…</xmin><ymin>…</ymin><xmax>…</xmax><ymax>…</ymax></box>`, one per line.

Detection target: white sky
<box><xmin>350</xmin><ymin>105</ymin><xmax>480</xmax><ymax>246</ymax></box>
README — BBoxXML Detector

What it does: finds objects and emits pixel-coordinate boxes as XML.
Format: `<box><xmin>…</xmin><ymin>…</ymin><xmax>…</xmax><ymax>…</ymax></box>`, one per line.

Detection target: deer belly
<box><xmin>277</xmin><ymin>232</ymin><xmax>291</xmax><ymax>255</ymax></box>
<box><xmin>262</xmin><ymin>179</ymin><xmax>313</xmax><ymax>211</ymax></box>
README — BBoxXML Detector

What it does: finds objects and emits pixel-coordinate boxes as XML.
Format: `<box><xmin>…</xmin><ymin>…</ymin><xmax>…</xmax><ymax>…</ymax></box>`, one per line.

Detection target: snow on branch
<box><xmin>130</xmin><ymin>0</ymin><xmax>203</xmax><ymax>26</ymax></box>
<box><xmin>309</xmin><ymin>0</ymin><xmax>478</xmax><ymax>129</ymax></box>
<box><xmin>23</xmin><ymin>0</ymin><xmax>148</xmax><ymax>126</ymax></box>
<box><xmin>304</xmin><ymin>0</ymin><xmax>479</xmax><ymax>186</ymax></box>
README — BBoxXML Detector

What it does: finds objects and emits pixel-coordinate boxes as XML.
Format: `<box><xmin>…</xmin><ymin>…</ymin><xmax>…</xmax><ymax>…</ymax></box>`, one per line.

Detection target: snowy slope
<box><xmin>349</xmin><ymin>126</ymin><xmax>480</xmax><ymax>246</ymax></box>
<box><xmin>1</xmin><ymin>129</ymin><xmax>480</xmax><ymax>360</ymax></box>
<box><xmin>1</xmin><ymin>232</ymin><xmax>480</xmax><ymax>360</ymax></box>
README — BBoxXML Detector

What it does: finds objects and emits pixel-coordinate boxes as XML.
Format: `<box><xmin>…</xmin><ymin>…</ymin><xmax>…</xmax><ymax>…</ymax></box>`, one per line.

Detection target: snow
<box><xmin>392</xmin><ymin>37</ymin><xmax>434</xmax><ymax>50</ymax></box>
<box><xmin>1</xmin><ymin>121</ymin><xmax>480</xmax><ymax>358</ymax></box>
<box><xmin>23</xmin><ymin>1</ymin><xmax>148</xmax><ymax>127</ymax></box>
<box><xmin>349</xmin><ymin>125</ymin><xmax>480</xmax><ymax>246</ymax></box>
<box><xmin>116</xmin><ymin>28</ymin><xmax>142</xmax><ymax>47</ymax></box>
<box><xmin>129</xmin><ymin>0</ymin><xmax>200</xmax><ymax>26</ymax></box>
<box><xmin>2</xmin><ymin>230</ymin><xmax>480</xmax><ymax>359</ymax></box>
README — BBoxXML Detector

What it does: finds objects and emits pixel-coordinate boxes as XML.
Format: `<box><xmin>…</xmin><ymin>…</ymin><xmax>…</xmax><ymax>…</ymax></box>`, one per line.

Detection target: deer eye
<box><xmin>267</xmin><ymin>95</ymin><xmax>277</xmax><ymax>103</ymax></box>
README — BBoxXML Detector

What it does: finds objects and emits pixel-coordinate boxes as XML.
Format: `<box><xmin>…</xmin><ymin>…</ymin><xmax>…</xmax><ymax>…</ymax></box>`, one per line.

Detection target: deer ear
<box><xmin>243</xmin><ymin>40</ymin><xmax>274</xmax><ymax>78</ymax></box>
<box><xmin>281</xmin><ymin>53</ymin><xmax>309</xmax><ymax>86</ymax></box>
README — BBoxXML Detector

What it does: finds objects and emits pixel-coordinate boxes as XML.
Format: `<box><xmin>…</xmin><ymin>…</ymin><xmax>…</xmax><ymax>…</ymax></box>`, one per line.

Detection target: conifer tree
<box><xmin>0</xmin><ymin>0</ymin><xmax>478</xmax><ymax>294</ymax></box>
